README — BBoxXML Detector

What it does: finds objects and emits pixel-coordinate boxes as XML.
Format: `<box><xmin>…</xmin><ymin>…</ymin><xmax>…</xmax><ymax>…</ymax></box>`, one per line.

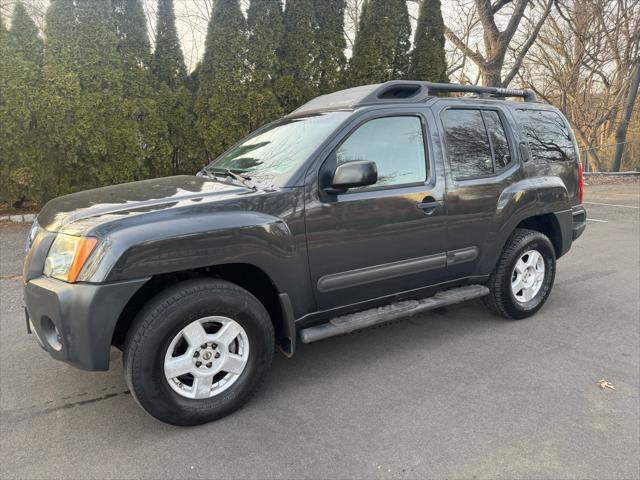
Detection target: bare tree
<box><xmin>445</xmin><ymin>0</ymin><xmax>553</xmax><ymax>86</ymax></box>
<box><xmin>612</xmin><ymin>51</ymin><xmax>640</xmax><ymax>171</ymax></box>
<box><xmin>518</xmin><ymin>0</ymin><xmax>640</xmax><ymax>170</ymax></box>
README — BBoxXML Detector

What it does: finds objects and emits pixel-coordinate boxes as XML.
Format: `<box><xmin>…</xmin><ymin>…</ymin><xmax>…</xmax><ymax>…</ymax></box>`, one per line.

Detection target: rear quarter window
<box><xmin>516</xmin><ymin>109</ymin><xmax>577</xmax><ymax>163</ymax></box>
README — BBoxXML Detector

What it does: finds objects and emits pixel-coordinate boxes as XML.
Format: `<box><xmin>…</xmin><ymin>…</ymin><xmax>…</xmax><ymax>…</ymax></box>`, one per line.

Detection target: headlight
<box><xmin>43</xmin><ymin>234</ymin><xmax>98</xmax><ymax>283</ymax></box>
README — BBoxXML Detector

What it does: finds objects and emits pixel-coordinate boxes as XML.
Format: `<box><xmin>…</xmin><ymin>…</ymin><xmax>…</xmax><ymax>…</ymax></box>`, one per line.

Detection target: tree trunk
<box><xmin>480</xmin><ymin>62</ymin><xmax>503</xmax><ymax>86</ymax></box>
<box><xmin>611</xmin><ymin>63</ymin><xmax>640</xmax><ymax>172</ymax></box>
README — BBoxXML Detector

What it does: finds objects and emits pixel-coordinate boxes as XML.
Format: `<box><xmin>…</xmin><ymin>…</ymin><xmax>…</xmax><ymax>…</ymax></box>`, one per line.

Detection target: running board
<box><xmin>299</xmin><ymin>284</ymin><xmax>490</xmax><ymax>344</ymax></box>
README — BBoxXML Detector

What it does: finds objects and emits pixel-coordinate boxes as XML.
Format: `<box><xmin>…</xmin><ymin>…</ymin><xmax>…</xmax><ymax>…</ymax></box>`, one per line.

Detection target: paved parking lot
<box><xmin>1</xmin><ymin>184</ymin><xmax>638</xmax><ymax>480</ymax></box>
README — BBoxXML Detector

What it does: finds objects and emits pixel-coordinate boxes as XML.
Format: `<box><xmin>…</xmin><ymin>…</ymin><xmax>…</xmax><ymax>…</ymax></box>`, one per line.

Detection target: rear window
<box><xmin>516</xmin><ymin>109</ymin><xmax>577</xmax><ymax>162</ymax></box>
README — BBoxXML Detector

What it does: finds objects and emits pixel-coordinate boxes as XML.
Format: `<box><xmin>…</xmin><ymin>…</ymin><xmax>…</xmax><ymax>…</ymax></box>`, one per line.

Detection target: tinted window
<box><xmin>483</xmin><ymin>110</ymin><xmax>512</xmax><ymax>169</ymax></box>
<box><xmin>336</xmin><ymin>116</ymin><xmax>426</xmax><ymax>187</ymax></box>
<box><xmin>516</xmin><ymin>109</ymin><xmax>576</xmax><ymax>162</ymax></box>
<box><xmin>442</xmin><ymin>109</ymin><xmax>493</xmax><ymax>178</ymax></box>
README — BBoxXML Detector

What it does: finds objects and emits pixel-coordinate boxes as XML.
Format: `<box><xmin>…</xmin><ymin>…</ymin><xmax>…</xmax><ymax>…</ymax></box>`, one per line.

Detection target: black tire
<box><xmin>123</xmin><ymin>278</ymin><xmax>274</xmax><ymax>426</ymax></box>
<box><xmin>483</xmin><ymin>228</ymin><xmax>556</xmax><ymax>320</ymax></box>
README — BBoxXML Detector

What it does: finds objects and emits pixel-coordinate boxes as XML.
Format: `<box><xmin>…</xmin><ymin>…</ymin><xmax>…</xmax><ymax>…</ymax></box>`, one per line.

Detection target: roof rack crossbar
<box><xmin>422</xmin><ymin>82</ymin><xmax>537</xmax><ymax>102</ymax></box>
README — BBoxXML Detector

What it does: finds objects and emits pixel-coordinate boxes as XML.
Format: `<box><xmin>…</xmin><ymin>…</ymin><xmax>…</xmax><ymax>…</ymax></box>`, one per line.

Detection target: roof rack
<box><xmin>290</xmin><ymin>80</ymin><xmax>537</xmax><ymax>115</ymax></box>
<box><xmin>424</xmin><ymin>82</ymin><xmax>537</xmax><ymax>102</ymax></box>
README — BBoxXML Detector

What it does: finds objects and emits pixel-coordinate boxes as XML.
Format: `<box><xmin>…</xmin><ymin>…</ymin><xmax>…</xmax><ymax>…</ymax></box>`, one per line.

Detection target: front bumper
<box><xmin>24</xmin><ymin>276</ymin><xmax>149</xmax><ymax>371</ymax></box>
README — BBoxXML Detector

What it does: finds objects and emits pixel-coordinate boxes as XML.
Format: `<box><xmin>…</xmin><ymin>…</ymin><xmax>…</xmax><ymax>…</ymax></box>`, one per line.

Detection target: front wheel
<box><xmin>483</xmin><ymin>228</ymin><xmax>556</xmax><ymax>319</ymax></box>
<box><xmin>123</xmin><ymin>279</ymin><xmax>274</xmax><ymax>426</ymax></box>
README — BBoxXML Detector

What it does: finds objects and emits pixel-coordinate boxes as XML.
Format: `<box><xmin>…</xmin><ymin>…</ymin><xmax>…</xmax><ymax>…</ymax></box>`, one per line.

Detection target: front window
<box><xmin>334</xmin><ymin>116</ymin><xmax>427</xmax><ymax>188</ymax></box>
<box><xmin>206</xmin><ymin>111</ymin><xmax>351</xmax><ymax>184</ymax></box>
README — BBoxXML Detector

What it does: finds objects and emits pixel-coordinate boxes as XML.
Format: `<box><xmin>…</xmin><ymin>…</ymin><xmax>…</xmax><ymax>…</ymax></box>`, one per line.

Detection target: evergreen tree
<box><xmin>313</xmin><ymin>0</ymin><xmax>346</xmax><ymax>94</ymax></box>
<box><xmin>195</xmin><ymin>0</ymin><xmax>249</xmax><ymax>157</ymax></box>
<box><xmin>37</xmin><ymin>0</ymin><xmax>82</xmax><ymax>201</ymax></box>
<box><xmin>153</xmin><ymin>0</ymin><xmax>201</xmax><ymax>173</ymax></box>
<box><xmin>348</xmin><ymin>0</ymin><xmax>411</xmax><ymax>86</ymax></box>
<box><xmin>276</xmin><ymin>0</ymin><xmax>317</xmax><ymax>113</ymax></box>
<box><xmin>0</xmin><ymin>3</ymin><xmax>43</xmax><ymax>206</ymax></box>
<box><xmin>152</xmin><ymin>0</ymin><xmax>188</xmax><ymax>89</ymax></box>
<box><xmin>71</xmin><ymin>0</ymin><xmax>140</xmax><ymax>186</ymax></box>
<box><xmin>44</xmin><ymin>0</ymin><xmax>77</xmax><ymax>68</ymax></box>
<box><xmin>113</xmin><ymin>0</ymin><xmax>172</xmax><ymax>178</ymax></box>
<box><xmin>74</xmin><ymin>0</ymin><xmax>123</xmax><ymax>92</ymax></box>
<box><xmin>410</xmin><ymin>0</ymin><xmax>448</xmax><ymax>82</ymax></box>
<box><xmin>246</xmin><ymin>0</ymin><xmax>284</xmax><ymax>128</ymax></box>
<box><xmin>8</xmin><ymin>2</ymin><xmax>43</xmax><ymax>66</ymax></box>
<box><xmin>113</xmin><ymin>0</ymin><xmax>151</xmax><ymax>75</ymax></box>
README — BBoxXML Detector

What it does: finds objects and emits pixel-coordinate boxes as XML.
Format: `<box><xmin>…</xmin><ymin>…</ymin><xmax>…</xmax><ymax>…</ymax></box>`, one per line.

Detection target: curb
<box><xmin>0</xmin><ymin>213</ymin><xmax>36</xmax><ymax>224</ymax></box>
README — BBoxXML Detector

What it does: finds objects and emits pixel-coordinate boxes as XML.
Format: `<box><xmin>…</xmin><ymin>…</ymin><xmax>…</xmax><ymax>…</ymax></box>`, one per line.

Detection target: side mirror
<box><xmin>325</xmin><ymin>160</ymin><xmax>378</xmax><ymax>194</ymax></box>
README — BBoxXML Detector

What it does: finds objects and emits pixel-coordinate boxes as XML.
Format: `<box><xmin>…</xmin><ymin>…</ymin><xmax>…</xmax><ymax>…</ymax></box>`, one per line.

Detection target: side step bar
<box><xmin>299</xmin><ymin>284</ymin><xmax>489</xmax><ymax>344</ymax></box>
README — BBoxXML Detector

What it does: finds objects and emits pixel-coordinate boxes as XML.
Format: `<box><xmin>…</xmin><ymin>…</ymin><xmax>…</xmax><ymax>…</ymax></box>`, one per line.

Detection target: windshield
<box><xmin>205</xmin><ymin>111</ymin><xmax>350</xmax><ymax>184</ymax></box>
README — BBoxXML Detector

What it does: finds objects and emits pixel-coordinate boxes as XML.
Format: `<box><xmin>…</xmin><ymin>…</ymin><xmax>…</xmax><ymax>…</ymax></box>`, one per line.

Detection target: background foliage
<box><xmin>0</xmin><ymin>0</ymin><xmax>637</xmax><ymax>208</ymax></box>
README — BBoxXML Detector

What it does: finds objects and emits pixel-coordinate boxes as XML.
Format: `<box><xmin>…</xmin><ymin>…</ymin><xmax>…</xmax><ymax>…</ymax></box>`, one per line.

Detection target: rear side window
<box><xmin>336</xmin><ymin>116</ymin><xmax>427</xmax><ymax>188</ymax></box>
<box><xmin>516</xmin><ymin>109</ymin><xmax>577</xmax><ymax>162</ymax></box>
<box><xmin>441</xmin><ymin>109</ymin><xmax>512</xmax><ymax>179</ymax></box>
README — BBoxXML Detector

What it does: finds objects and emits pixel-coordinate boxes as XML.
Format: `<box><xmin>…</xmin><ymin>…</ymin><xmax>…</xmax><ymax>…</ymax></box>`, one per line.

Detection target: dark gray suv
<box><xmin>23</xmin><ymin>81</ymin><xmax>586</xmax><ymax>425</ymax></box>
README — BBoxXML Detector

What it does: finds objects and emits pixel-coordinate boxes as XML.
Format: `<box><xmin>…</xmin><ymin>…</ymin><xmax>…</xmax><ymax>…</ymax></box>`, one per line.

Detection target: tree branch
<box><xmin>491</xmin><ymin>0</ymin><xmax>513</xmax><ymax>13</ymax></box>
<box><xmin>477</xmin><ymin>0</ymin><xmax>500</xmax><ymax>41</ymax></box>
<box><xmin>445</xmin><ymin>27</ymin><xmax>486</xmax><ymax>66</ymax></box>
<box><xmin>502</xmin><ymin>0</ymin><xmax>554</xmax><ymax>86</ymax></box>
<box><xmin>501</xmin><ymin>0</ymin><xmax>530</xmax><ymax>43</ymax></box>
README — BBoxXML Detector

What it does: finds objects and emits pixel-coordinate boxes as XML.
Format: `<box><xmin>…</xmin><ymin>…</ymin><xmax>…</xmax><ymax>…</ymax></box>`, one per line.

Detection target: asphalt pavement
<box><xmin>1</xmin><ymin>184</ymin><xmax>638</xmax><ymax>479</ymax></box>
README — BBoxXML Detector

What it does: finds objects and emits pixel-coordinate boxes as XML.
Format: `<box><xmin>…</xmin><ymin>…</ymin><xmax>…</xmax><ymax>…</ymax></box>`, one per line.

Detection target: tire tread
<box><xmin>483</xmin><ymin>228</ymin><xmax>555</xmax><ymax>319</ymax></box>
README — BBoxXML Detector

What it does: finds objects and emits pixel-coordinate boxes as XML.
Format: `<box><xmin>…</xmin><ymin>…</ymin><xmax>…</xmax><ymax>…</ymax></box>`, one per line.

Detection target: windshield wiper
<box><xmin>200</xmin><ymin>168</ymin><xmax>256</xmax><ymax>191</ymax></box>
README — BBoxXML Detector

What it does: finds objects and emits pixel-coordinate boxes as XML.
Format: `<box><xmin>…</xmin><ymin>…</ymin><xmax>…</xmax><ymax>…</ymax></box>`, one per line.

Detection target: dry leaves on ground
<box><xmin>597</xmin><ymin>378</ymin><xmax>616</xmax><ymax>390</ymax></box>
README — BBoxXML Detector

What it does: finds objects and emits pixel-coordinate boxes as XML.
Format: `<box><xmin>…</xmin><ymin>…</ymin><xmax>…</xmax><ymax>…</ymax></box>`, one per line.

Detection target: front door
<box><xmin>305</xmin><ymin>110</ymin><xmax>448</xmax><ymax>311</ymax></box>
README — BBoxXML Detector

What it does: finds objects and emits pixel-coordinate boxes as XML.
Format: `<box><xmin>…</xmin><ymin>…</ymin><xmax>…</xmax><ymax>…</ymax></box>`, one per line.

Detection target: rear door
<box><xmin>304</xmin><ymin>108</ymin><xmax>448</xmax><ymax>310</ymax></box>
<box><xmin>437</xmin><ymin>102</ymin><xmax>521</xmax><ymax>278</ymax></box>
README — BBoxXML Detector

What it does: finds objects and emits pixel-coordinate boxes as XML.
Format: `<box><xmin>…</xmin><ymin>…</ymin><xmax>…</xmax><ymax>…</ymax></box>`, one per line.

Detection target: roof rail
<box><xmin>423</xmin><ymin>82</ymin><xmax>537</xmax><ymax>102</ymax></box>
<box><xmin>290</xmin><ymin>80</ymin><xmax>537</xmax><ymax>115</ymax></box>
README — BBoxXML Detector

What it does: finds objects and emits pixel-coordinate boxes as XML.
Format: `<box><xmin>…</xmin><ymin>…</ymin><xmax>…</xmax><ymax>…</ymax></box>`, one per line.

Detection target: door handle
<box><xmin>416</xmin><ymin>196</ymin><xmax>441</xmax><ymax>215</ymax></box>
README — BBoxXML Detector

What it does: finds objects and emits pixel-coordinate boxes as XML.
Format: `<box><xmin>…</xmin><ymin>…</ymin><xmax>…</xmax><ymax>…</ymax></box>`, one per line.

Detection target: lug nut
<box><xmin>196</xmin><ymin>361</ymin><xmax>202</xmax><ymax>367</ymax></box>
<box><xmin>193</xmin><ymin>351</ymin><xmax>200</xmax><ymax>357</ymax></box>
<box><xmin>214</xmin><ymin>352</ymin><xmax>220</xmax><ymax>359</ymax></box>
<box><xmin>201</xmin><ymin>344</ymin><xmax>207</xmax><ymax>349</ymax></box>
<box><xmin>206</xmin><ymin>362</ymin><xmax>212</xmax><ymax>368</ymax></box>
<box><xmin>211</xmin><ymin>343</ymin><xmax>217</xmax><ymax>349</ymax></box>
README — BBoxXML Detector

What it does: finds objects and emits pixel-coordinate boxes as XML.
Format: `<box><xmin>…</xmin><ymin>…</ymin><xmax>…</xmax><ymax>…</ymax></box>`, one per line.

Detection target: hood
<box><xmin>38</xmin><ymin>175</ymin><xmax>249</xmax><ymax>234</ymax></box>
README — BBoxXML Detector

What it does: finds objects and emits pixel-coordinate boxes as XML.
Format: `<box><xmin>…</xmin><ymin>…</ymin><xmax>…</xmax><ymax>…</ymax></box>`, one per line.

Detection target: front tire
<box><xmin>123</xmin><ymin>279</ymin><xmax>274</xmax><ymax>426</ymax></box>
<box><xmin>483</xmin><ymin>228</ymin><xmax>556</xmax><ymax>319</ymax></box>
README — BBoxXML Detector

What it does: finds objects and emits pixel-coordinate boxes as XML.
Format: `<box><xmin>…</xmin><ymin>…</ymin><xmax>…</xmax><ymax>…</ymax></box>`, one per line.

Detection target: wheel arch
<box><xmin>515</xmin><ymin>213</ymin><xmax>563</xmax><ymax>258</ymax></box>
<box><xmin>111</xmin><ymin>263</ymin><xmax>292</xmax><ymax>355</ymax></box>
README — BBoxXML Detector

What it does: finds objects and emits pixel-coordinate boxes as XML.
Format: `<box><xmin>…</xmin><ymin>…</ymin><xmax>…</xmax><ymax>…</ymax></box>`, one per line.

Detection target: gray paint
<box><xmin>23</xmin><ymin>85</ymin><xmax>585</xmax><ymax>370</ymax></box>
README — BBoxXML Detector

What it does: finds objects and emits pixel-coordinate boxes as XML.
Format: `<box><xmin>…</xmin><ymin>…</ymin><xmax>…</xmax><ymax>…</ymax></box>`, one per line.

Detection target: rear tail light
<box><xmin>578</xmin><ymin>162</ymin><xmax>584</xmax><ymax>204</ymax></box>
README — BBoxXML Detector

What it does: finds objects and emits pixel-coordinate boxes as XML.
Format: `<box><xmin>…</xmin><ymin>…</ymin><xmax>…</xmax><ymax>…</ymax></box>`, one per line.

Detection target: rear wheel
<box><xmin>124</xmin><ymin>279</ymin><xmax>274</xmax><ymax>426</ymax></box>
<box><xmin>483</xmin><ymin>228</ymin><xmax>556</xmax><ymax>319</ymax></box>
